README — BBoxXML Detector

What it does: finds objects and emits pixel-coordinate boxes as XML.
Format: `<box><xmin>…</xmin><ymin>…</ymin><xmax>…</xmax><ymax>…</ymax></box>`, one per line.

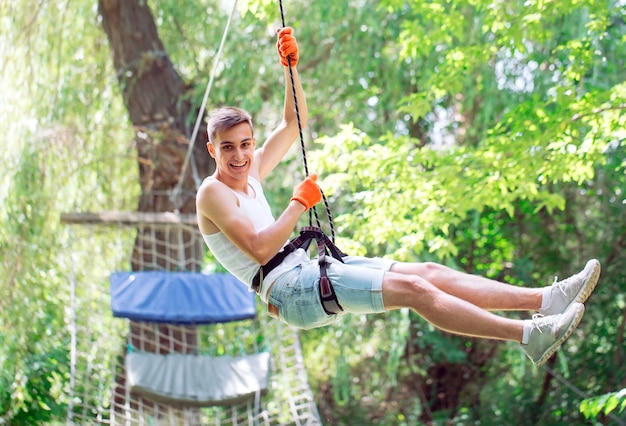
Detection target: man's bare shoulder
<box><xmin>196</xmin><ymin>178</ymin><xmax>240</xmax><ymax>234</ymax></box>
<box><xmin>197</xmin><ymin>177</ymin><xmax>238</xmax><ymax>207</ymax></box>
<box><xmin>197</xmin><ymin>176</ymin><xmax>219</xmax><ymax>196</ymax></box>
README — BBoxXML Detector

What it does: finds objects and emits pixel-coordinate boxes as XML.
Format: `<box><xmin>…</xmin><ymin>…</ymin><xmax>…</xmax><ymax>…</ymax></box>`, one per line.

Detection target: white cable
<box><xmin>171</xmin><ymin>0</ymin><xmax>239</xmax><ymax>207</ymax></box>
<box><xmin>66</xmin><ymin>227</ymin><xmax>77</xmax><ymax>425</ymax></box>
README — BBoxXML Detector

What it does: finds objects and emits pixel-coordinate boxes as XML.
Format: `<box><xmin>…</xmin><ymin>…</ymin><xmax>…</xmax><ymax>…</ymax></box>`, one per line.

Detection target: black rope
<box><xmin>279</xmin><ymin>1</ymin><xmax>337</xmax><ymax>242</ymax></box>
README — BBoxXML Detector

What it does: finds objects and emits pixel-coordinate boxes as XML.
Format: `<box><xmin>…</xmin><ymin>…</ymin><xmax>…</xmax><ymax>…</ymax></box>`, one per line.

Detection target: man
<box><xmin>196</xmin><ymin>27</ymin><xmax>601</xmax><ymax>367</ymax></box>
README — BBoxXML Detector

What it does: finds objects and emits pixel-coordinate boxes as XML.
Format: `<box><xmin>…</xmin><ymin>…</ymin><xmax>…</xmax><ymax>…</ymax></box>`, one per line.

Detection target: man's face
<box><xmin>207</xmin><ymin>122</ymin><xmax>256</xmax><ymax>180</ymax></box>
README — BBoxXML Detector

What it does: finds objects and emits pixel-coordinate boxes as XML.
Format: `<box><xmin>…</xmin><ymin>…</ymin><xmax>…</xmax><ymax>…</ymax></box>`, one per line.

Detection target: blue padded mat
<box><xmin>110</xmin><ymin>271</ymin><xmax>256</xmax><ymax>324</ymax></box>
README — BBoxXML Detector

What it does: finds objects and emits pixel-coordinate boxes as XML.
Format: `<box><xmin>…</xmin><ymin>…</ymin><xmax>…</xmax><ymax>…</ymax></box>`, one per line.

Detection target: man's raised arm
<box><xmin>255</xmin><ymin>27</ymin><xmax>308</xmax><ymax>180</ymax></box>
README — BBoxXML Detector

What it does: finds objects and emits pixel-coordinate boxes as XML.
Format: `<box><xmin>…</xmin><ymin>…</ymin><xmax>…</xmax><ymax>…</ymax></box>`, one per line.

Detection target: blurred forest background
<box><xmin>1</xmin><ymin>0</ymin><xmax>625</xmax><ymax>424</ymax></box>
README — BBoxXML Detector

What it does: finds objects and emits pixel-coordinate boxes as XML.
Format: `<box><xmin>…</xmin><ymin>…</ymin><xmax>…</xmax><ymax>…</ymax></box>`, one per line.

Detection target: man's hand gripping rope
<box><xmin>291</xmin><ymin>174</ymin><xmax>322</xmax><ymax>211</ymax></box>
<box><xmin>276</xmin><ymin>26</ymin><xmax>298</xmax><ymax>67</ymax></box>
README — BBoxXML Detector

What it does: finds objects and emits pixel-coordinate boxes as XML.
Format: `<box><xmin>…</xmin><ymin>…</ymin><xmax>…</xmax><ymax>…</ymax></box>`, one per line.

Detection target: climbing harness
<box><xmin>253</xmin><ymin>1</ymin><xmax>348</xmax><ymax>316</ymax></box>
<box><xmin>252</xmin><ymin>226</ymin><xmax>347</xmax><ymax>315</ymax></box>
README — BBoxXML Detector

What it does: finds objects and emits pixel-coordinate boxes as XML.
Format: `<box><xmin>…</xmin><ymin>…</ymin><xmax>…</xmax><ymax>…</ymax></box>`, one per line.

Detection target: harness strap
<box><xmin>314</xmin><ymin>236</ymin><xmax>344</xmax><ymax>315</ymax></box>
<box><xmin>300</xmin><ymin>226</ymin><xmax>348</xmax><ymax>260</ymax></box>
<box><xmin>252</xmin><ymin>226</ymin><xmax>345</xmax><ymax>315</ymax></box>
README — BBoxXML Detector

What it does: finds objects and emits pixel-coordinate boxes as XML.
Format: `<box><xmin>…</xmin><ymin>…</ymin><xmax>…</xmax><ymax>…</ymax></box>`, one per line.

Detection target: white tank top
<box><xmin>201</xmin><ymin>176</ymin><xmax>309</xmax><ymax>302</ymax></box>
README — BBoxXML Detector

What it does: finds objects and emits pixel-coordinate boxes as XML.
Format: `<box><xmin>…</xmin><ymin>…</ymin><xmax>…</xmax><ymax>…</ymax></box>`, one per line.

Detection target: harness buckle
<box><xmin>319</xmin><ymin>276</ymin><xmax>332</xmax><ymax>298</ymax></box>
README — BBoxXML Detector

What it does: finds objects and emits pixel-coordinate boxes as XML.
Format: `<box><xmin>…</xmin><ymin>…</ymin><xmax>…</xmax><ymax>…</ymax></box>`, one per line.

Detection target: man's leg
<box><xmin>391</xmin><ymin>259</ymin><xmax>601</xmax><ymax>314</ymax></box>
<box><xmin>381</xmin><ymin>270</ymin><xmax>586</xmax><ymax>366</ymax></box>
<box><xmin>381</xmin><ymin>270</ymin><xmax>525</xmax><ymax>341</ymax></box>
<box><xmin>390</xmin><ymin>262</ymin><xmax>542</xmax><ymax>311</ymax></box>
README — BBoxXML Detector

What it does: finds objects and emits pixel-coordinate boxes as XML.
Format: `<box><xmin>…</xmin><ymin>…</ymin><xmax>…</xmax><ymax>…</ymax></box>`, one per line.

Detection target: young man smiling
<box><xmin>196</xmin><ymin>27</ymin><xmax>601</xmax><ymax>367</ymax></box>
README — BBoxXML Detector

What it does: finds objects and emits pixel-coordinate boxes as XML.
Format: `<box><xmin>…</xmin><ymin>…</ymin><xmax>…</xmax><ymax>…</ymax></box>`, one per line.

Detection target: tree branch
<box><xmin>570</xmin><ymin>104</ymin><xmax>626</xmax><ymax>122</ymax></box>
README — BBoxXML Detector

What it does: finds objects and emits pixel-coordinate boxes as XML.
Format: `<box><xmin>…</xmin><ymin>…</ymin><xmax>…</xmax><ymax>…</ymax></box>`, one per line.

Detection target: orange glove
<box><xmin>276</xmin><ymin>27</ymin><xmax>298</xmax><ymax>67</ymax></box>
<box><xmin>291</xmin><ymin>174</ymin><xmax>321</xmax><ymax>211</ymax></box>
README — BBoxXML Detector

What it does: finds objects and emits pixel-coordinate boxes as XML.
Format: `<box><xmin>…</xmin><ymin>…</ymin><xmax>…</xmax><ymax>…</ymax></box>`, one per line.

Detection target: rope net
<box><xmin>63</xmin><ymin>214</ymin><xmax>321</xmax><ymax>426</ymax></box>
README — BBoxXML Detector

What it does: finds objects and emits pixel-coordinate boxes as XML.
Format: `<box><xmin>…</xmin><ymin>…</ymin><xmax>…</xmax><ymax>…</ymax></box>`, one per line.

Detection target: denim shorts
<box><xmin>267</xmin><ymin>256</ymin><xmax>394</xmax><ymax>330</ymax></box>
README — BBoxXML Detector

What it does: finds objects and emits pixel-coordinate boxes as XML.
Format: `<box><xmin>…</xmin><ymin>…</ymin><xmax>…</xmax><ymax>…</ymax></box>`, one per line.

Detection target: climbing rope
<box><xmin>278</xmin><ymin>0</ymin><xmax>337</xmax><ymax>242</ymax></box>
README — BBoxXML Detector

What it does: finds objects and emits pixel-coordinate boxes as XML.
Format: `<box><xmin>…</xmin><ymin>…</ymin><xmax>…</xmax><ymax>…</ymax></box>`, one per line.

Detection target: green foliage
<box><xmin>0</xmin><ymin>145</ymin><xmax>69</xmax><ymax>422</ymax></box>
<box><xmin>312</xmin><ymin>0</ymin><xmax>624</xmax><ymax>263</ymax></box>
<box><xmin>1</xmin><ymin>1</ymin><xmax>137</xmax><ymax>423</ymax></box>
<box><xmin>580</xmin><ymin>389</ymin><xmax>626</xmax><ymax>420</ymax></box>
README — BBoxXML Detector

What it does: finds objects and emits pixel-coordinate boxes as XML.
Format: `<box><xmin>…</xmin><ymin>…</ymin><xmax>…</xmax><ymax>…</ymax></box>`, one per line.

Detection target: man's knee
<box><xmin>382</xmin><ymin>272</ymin><xmax>439</xmax><ymax>309</ymax></box>
<box><xmin>391</xmin><ymin>261</ymin><xmax>450</xmax><ymax>280</ymax></box>
<box><xmin>410</xmin><ymin>261</ymin><xmax>451</xmax><ymax>283</ymax></box>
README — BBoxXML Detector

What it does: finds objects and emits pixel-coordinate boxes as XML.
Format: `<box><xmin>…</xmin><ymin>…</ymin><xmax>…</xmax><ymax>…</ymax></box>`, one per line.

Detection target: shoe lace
<box><xmin>530</xmin><ymin>313</ymin><xmax>555</xmax><ymax>332</ymax></box>
<box><xmin>551</xmin><ymin>275</ymin><xmax>568</xmax><ymax>296</ymax></box>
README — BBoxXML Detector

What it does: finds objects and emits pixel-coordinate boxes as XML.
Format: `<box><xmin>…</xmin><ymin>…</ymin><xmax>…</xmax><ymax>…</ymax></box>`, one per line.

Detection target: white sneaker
<box><xmin>522</xmin><ymin>302</ymin><xmax>585</xmax><ymax>367</ymax></box>
<box><xmin>540</xmin><ymin>259</ymin><xmax>601</xmax><ymax>316</ymax></box>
